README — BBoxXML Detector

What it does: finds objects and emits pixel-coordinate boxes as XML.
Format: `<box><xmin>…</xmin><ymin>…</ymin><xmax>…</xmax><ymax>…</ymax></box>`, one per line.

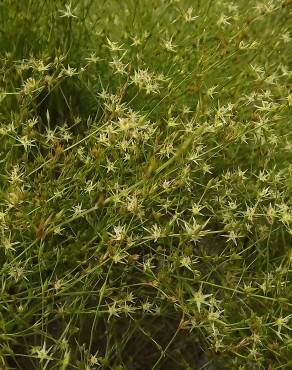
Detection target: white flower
<box><xmin>108</xmin><ymin>302</ymin><xmax>120</xmax><ymax>319</ymax></box>
<box><xmin>131</xmin><ymin>68</ymin><xmax>160</xmax><ymax>94</ymax></box>
<box><xmin>18</xmin><ymin>135</ymin><xmax>35</xmax><ymax>151</ymax></box>
<box><xmin>146</xmin><ymin>224</ymin><xmax>163</xmax><ymax>241</ymax></box>
<box><xmin>45</xmin><ymin>128</ymin><xmax>56</xmax><ymax>142</ymax></box>
<box><xmin>90</xmin><ymin>354</ymin><xmax>100</xmax><ymax>365</ymax></box>
<box><xmin>206</xmin><ymin>85</ymin><xmax>218</xmax><ymax>99</ymax></box>
<box><xmin>61</xmin><ymin>65</ymin><xmax>77</xmax><ymax>77</ymax></box>
<box><xmin>274</xmin><ymin>315</ymin><xmax>292</xmax><ymax>338</ymax></box>
<box><xmin>281</xmin><ymin>32</ymin><xmax>291</xmax><ymax>43</ymax></box>
<box><xmin>2</xmin><ymin>237</ymin><xmax>19</xmax><ymax>253</ymax></box>
<box><xmin>184</xmin><ymin>218</ymin><xmax>209</xmax><ymax>242</ymax></box>
<box><xmin>162</xmin><ymin>37</ymin><xmax>177</xmax><ymax>52</ymax></box>
<box><xmin>217</xmin><ymin>14</ymin><xmax>231</xmax><ymax>26</ymax></box>
<box><xmin>183</xmin><ymin>7</ymin><xmax>199</xmax><ymax>22</ymax></box>
<box><xmin>9</xmin><ymin>165</ymin><xmax>24</xmax><ymax>184</ymax></box>
<box><xmin>59</xmin><ymin>2</ymin><xmax>77</xmax><ymax>18</ymax></box>
<box><xmin>72</xmin><ymin>203</ymin><xmax>83</xmax><ymax>216</ymax></box>
<box><xmin>191</xmin><ymin>203</ymin><xmax>204</xmax><ymax>216</ymax></box>
<box><xmin>112</xmin><ymin>251</ymin><xmax>127</xmax><ymax>264</ymax></box>
<box><xmin>109</xmin><ymin>55</ymin><xmax>128</xmax><ymax>75</ymax></box>
<box><xmin>85</xmin><ymin>53</ymin><xmax>100</xmax><ymax>63</ymax></box>
<box><xmin>189</xmin><ymin>290</ymin><xmax>212</xmax><ymax>312</ymax></box>
<box><xmin>109</xmin><ymin>225</ymin><xmax>127</xmax><ymax>241</ymax></box>
<box><xmin>105</xmin><ymin>159</ymin><xmax>117</xmax><ymax>173</ymax></box>
<box><xmin>31</xmin><ymin>342</ymin><xmax>53</xmax><ymax>361</ymax></box>
<box><xmin>84</xmin><ymin>180</ymin><xmax>95</xmax><ymax>194</ymax></box>
<box><xmin>180</xmin><ymin>256</ymin><xmax>192</xmax><ymax>271</ymax></box>
<box><xmin>224</xmin><ymin>230</ymin><xmax>241</xmax><ymax>245</ymax></box>
<box><xmin>142</xmin><ymin>301</ymin><xmax>153</xmax><ymax>313</ymax></box>
<box><xmin>106</xmin><ymin>38</ymin><xmax>124</xmax><ymax>52</ymax></box>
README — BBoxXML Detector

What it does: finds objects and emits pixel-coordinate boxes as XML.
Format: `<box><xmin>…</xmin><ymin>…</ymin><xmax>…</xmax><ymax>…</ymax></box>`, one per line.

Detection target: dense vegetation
<box><xmin>0</xmin><ymin>0</ymin><xmax>291</xmax><ymax>369</ymax></box>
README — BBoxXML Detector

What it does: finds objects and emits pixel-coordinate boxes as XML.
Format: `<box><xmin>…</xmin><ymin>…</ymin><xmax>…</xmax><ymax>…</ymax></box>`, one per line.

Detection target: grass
<box><xmin>0</xmin><ymin>0</ymin><xmax>291</xmax><ymax>369</ymax></box>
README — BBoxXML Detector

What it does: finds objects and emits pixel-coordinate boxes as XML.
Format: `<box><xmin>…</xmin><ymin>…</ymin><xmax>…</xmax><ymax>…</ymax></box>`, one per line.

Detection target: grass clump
<box><xmin>0</xmin><ymin>0</ymin><xmax>291</xmax><ymax>369</ymax></box>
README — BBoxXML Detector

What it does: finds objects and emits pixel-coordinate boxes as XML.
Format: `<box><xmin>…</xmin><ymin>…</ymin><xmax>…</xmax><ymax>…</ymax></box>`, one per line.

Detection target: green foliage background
<box><xmin>0</xmin><ymin>0</ymin><xmax>291</xmax><ymax>369</ymax></box>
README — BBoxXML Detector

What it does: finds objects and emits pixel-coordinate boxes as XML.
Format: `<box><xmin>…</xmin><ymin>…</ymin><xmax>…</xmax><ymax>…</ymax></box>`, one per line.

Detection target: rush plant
<box><xmin>0</xmin><ymin>0</ymin><xmax>291</xmax><ymax>369</ymax></box>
